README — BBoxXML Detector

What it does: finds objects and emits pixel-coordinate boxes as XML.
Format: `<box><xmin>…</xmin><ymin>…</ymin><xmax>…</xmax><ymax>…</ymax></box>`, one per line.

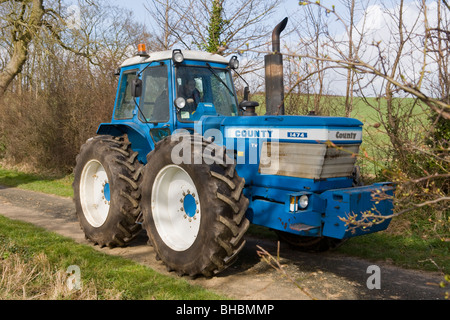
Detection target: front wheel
<box><xmin>73</xmin><ymin>135</ymin><xmax>143</xmax><ymax>248</ymax></box>
<box><xmin>141</xmin><ymin>134</ymin><xmax>249</xmax><ymax>277</ymax></box>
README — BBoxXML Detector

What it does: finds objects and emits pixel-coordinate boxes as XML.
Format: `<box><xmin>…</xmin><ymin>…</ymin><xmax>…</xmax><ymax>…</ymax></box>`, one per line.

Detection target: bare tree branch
<box><xmin>0</xmin><ymin>0</ymin><xmax>45</xmax><ymax>96</ymax></box>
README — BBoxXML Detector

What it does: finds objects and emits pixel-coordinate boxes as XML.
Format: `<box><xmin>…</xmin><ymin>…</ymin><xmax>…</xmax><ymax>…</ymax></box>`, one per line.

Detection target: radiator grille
<box><xmin>259</xmin><ymin>142</ymin><xmax>360</xmax><ymax>179</ymax></box>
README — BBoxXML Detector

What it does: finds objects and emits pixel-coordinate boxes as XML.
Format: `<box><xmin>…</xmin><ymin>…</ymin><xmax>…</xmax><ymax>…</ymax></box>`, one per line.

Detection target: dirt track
<box><xmin>0</xmin><ymin>185</ymin><xmax>447</xmax><ymax>300</ymax></box>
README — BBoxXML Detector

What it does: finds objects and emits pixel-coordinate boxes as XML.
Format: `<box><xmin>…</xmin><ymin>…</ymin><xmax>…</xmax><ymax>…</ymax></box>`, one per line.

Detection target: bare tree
<box><xmin>289</xmin><ymin>0</ymin><xmax>450</xmax><ymax>233</ymax></box>
<box><xmin>145</xmin><ymin>0</ymin><xmax>191</xmax><ymax>50</ymax></box>
<box><xmin>287</xmin><ymin>4</ymin><xmax>333</xmax><ymax>115</ymax></box>
<box><xmin>0</xmin><ymin>0</ymin><xmax>46</xmax><ymax>96</ymax></box>
<box><xmin>425</xmin><ymin>0</ymin><xmax>449</xmax><ymax>103</ymax></box>
<box><xmin>146</xmin><ymin>0</ymin><xmax>282</xmax><ymax>55</ymax></box>
<box><xmin>343</xmin><ymin>0</ymin><xmax>356</xmax><ymax>117</ymax></box>
<box><xmin>289</xmin><ymin>1</ymin><xmax>450</xmax><ymax>120</ymax></box>
<box><xmin>0</xmin><ymin>0</ymin><xmax>104</xmax><ymax>97</ymax></box>
<box><xmin>0</xmin><ymin>0</ymin><xmax>151</xmax><ymax>172</ymax></box>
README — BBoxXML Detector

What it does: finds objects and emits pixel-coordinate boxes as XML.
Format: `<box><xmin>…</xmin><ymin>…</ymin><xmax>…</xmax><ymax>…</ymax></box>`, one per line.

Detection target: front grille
<box><xmin>259</xmin><ymin>142</ymin><xmax>360</xmax><ymax>180</ymax></box>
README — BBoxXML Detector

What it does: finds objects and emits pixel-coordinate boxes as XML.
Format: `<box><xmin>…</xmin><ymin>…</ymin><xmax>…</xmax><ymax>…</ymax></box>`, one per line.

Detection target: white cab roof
<box><xmin>120</xmin><ymin>50</ymin><xmax>229</xmax><ymax>68</ymax></box>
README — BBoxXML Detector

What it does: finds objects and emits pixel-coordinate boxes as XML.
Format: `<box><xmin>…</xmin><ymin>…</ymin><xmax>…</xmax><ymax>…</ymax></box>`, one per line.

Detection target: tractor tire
<box><xmin>141</xmin><ymin>133</ymin><xmax>249</xmax><ymax>277</ymax></box>
<box><xmin>73</xmin><ymin>135</ymin><xmax>144</xmax><ymax>248</ymax></box>
<box><xmin>352</xmin><ymin>165</ymin><xmax>363</xmax><ymax>187</ymax></box>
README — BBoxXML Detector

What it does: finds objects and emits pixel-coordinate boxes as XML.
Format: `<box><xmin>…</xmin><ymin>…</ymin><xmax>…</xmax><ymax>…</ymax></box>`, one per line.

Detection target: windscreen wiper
<box><xmin>205</xmin><ymin>63</ymin><xmax>234</xmax><ymax>96</ymax></box>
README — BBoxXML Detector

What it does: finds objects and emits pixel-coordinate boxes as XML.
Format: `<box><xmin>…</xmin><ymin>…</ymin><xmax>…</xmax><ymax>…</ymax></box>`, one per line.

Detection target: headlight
<box><xmin>289</xmin><ymin>194</ymin><xmax>309</xmax><ymax>212</ymax></box>
<box><xmin>175</xmin><ymin>97</ymin><xmax>186</xmax><ymax>109</ymax></box>
<box><xmin>299</xmin><ymin>195</ymin><xmax>309</xmax><ymax>209</ymax></box>
<box><xmin>229</xmin><ymin>56</ymin><xmax>239</xmax><ymax>69</ymax></box>
<box><xmin>172</xmin><ymin>49</ymin><xmax>184</xmax><ymax>64</ymax></box>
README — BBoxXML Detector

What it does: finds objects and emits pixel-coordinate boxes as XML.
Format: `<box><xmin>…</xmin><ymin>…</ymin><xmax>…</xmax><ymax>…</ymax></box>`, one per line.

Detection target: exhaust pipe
<box><xmin>265</xmin><ymin>17</ymin><xmax>288</xmax><ymax>116</ymax></box>
<box><xmin>272</xmin><ymin>17</ymin><xmax>288</xmax><ymax>53</ymax></box>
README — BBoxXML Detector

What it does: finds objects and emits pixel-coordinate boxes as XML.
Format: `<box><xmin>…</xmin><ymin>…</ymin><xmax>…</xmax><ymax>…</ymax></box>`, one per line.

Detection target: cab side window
<box><xmin>115</xmin><ymin>71</ymin><xmax>138</xmax><ymax>120</ymax></box>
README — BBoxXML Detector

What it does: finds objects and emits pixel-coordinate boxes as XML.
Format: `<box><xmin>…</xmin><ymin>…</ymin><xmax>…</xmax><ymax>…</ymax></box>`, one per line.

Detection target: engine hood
<box><xmin>194</xmin><ymin>115</ymin><xmax>363</xmax><ymax>144</ymax></box>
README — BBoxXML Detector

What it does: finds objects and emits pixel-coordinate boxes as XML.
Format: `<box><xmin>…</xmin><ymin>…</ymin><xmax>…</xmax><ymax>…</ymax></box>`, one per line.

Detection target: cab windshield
<box><xmin>176</xmin><ymin>65</ymin><xmax>239</xmax><ymax>121</ymax></box>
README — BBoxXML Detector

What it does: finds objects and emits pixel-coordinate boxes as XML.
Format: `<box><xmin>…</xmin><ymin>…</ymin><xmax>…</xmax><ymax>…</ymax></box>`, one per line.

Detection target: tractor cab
<box><xmin>99</xmin><ymin>47</ymin><xmax>246</xmax><ymax>163</ymax></box>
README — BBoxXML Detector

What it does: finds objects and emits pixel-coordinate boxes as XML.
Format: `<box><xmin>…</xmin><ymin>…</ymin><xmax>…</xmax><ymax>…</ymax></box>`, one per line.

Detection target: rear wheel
<box><xmin>141</xmin><ymin>133</ymin><xmax>249</xmax><ymax>277</ymax></box>
<box><xmin>352</xmin><ymin>165</ymin><xmax>363</xmax><ymax>187</ymax></box>
<box><xmin>73</xmin><ymin>135</ymin><xmax>143</xmax><ymax>248</ymax></box>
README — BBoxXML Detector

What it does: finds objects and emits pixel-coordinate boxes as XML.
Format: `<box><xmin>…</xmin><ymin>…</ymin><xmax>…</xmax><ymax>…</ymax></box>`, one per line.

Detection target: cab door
<box><xmin>139</xmin><ymin>61</ymin><xmax>173</xmax><ymax>144</ymax></box>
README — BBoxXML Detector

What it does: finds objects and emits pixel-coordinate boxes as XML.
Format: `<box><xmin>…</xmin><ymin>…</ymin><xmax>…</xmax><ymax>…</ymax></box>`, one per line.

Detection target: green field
<box><xmin>0</xmin><ymin>166</ymin><xmax>74</xmax><ymax>198</ymax></box>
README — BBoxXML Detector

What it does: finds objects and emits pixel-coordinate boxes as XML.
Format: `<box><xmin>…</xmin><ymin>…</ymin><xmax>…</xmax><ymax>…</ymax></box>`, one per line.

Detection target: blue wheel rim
<box><xmin>183</xmin><ymin>194</ymin><xmax>197</xmax><ymax>218</ymax></box>
<box><xmin>104</xmin><ymin>183</ymin><xmax>111</xmax><ymax>202</ymax></box>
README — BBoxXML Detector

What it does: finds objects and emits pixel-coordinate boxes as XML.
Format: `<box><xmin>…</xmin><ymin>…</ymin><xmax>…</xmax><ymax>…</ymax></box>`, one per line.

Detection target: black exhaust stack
<box><xmin>265</xmin><ymin>17</ymin><xmax>288</xmax><ymax>116</ymax></box>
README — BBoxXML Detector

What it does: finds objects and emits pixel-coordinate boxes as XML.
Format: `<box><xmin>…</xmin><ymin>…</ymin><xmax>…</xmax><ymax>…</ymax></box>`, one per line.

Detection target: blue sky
<box><xmin>107</xmin><ymin>0</ymin><xmax>152</xmax><ymax>24</ymax></box>
<box><xmin>106</xmin><ymin>0</ymin><xmax>293</xmax><ymax>27</ymax></box>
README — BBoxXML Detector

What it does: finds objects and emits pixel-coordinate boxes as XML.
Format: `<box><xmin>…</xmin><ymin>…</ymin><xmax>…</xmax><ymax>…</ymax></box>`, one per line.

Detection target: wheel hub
<box><xmin>182</xmin><ymin>192</ymin><xmax>198</xmax><ymax>219</ymax></box>
<box><xmin>103</xmin><ymin>182</ymin><xmax>111</xmax><ymax>202</ymax></box>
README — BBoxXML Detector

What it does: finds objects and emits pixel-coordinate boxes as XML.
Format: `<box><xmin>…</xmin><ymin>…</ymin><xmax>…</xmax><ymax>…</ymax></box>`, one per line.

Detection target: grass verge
<box><xmin>336</xmin><ymin>232</ymin><xmax>449</xmax><ymax>274</ymax></box>
<box><xmin>0</xmin><ymin>166</ymin><xmax>73</xmax><ymax>198</ymax></box>
<box><xmin>0</xmin><ymin>215</ymin><xmax>227</xmax><ymax>300</ymax></box>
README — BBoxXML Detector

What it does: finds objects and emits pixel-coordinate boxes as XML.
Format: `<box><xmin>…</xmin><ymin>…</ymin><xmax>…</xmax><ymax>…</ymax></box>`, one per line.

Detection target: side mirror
<box><xmin>131</xmin><ymin>79</ymin><xmax>143</xmax><ymax>98</ymax></box>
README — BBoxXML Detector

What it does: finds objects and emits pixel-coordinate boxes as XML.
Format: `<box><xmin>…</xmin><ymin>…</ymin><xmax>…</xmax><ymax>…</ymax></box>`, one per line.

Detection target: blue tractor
<box><xmin>73</xmin><ymin>19</ymin><xmax>394</xmax><ymax>277</ymax></box>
